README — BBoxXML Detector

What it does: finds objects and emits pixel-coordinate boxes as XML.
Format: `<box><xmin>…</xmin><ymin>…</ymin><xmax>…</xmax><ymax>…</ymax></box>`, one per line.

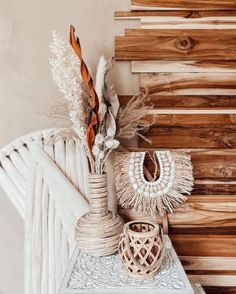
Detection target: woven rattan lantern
<box><xmin>119</xmin><ymin>221</ymin><xmax>165</xmax><ymax>279</ymax></box>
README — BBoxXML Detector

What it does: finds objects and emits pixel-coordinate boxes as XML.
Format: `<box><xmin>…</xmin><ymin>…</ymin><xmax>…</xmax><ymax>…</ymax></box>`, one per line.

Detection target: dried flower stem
<box><xmin>70</xmin><ymin>26</ymin><xmax>99</xmax><ymax>172</ymax></box>
<box><xmin>116</xmin><ymin>89</ymin><xmax>154</xmax><ymax>142</ymax></box>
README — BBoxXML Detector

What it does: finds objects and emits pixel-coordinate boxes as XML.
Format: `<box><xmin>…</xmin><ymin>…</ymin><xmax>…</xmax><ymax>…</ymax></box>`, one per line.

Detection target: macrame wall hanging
<box><xmin>114</xmin><ymin>151</ymin><xmax>194</xmax><ymax>216</ymax></box>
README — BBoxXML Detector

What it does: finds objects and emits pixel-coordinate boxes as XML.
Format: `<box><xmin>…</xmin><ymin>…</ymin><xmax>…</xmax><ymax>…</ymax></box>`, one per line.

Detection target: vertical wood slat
<box><xmin>24</xmin><ymin>160</ymin><xmax>35</xmax><ymax>294</ymax></box>
<box><xmin>53</xmin><ymin>140</ymin><xmax>72</xmax><ymax>273</ymax></box>
<box><xmin>17</xmin><ymin>144</ymin><xmax>31</xmax><ymax>167</ymax></box>
<box><xmin>45</xmin><ymin>139</ymin><xmax>74</xmax><ymax>292</ymax></box>
<box><xmin>1</xmin><ymin>157</ymin><xmax>27</xmax><ymax>195</ymax></box>
<box><xmin>0</xmin><ymin>168</ymin><xmax>25</xmax><ymax>217</ymax></box>
<box><xmin>54</xmin><ymin>210</ymin><xmax>62</xmax><ymax>291</ymax></box>
<box><xmin>51</xmin><ymin>140</ymin><xmax>77</xmax><ymax>241</ymax></box>
<box><xmin>52</xmin><ymin>139</ymin><xmax>71</xmax><ymax>276</ymax></box>
<box><xmin>65</xmin><ymin>140</ymin><xmax>80</xmax><ymax>190</ymax></box>
<box><xmin>44</xmin><ymin>143</ymin><xmax>58</xmax><ymax>294</ymax></box>
<box><xmin>61</xmin><ymin>227</ymin><xmax>70</xmax><ymax>277</ymax></box>
<box><xmin>32</xmin><ymin>165</ymin><xmax>43</xmax><ymax>294</ymax></box>
<box><xmin>40</xmin><ymin>178</ymin><xmax>49</xmax><ymax>294</ymax></box>
<box><xmin>48</xmin><ymin>195</ymin><xmax>55</xmax><ymax>294</ymax></box>
<box><xmin>54</xmin><ymin>139</ymin><xmax>66</xmax><ymax>174</ymax></box>
<box><xmin>65</xmin><ymin>140</ymin><xmax>80</xmax><ymax>255</ymax></box>
<box><xmin>31</xmin><ymin>137</ymin><xmax>44</xmax><ymax>294</ymax></box>
<box><xmin>10</xmin><ymin>151</ymin><xmax>28</xmax><ymax>180</ymax></box>
<box><xmin>76</xmin><ymin>142</ymin><xmax>89</xmax><ymax>200</ymax></box>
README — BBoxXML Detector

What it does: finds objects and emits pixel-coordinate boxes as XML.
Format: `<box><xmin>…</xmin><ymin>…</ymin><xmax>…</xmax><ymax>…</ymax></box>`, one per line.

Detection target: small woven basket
<box><xmin>119</xmin><ymin>221</ymin><xmax>165</xmax><ymax>279</ymax></box>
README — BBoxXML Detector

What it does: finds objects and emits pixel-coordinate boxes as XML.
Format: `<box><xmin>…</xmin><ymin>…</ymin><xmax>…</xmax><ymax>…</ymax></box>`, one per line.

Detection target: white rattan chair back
<box><xmin>0</xmin><ymin>129</ymin><xmax>90</xmax><ymax>294</ymax></box>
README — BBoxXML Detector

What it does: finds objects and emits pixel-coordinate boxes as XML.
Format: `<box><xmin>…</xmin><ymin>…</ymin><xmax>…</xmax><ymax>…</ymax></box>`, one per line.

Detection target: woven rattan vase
<box><xmin>119</xmin><ymin>221</ymin><xmax>165</xmax><ymax>279</ymax></box>
<box><xmin>75</xmin><ymin>173</ymin><xmax>124</xmax><ymax>256</ymax></box>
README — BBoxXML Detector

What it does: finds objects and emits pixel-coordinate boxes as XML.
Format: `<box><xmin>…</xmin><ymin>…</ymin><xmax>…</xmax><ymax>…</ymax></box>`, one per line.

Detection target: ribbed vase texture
<box><xmin>75</xmin><ymin>173</ymin><xmax>124</xmax><ymax>256</ymax></box>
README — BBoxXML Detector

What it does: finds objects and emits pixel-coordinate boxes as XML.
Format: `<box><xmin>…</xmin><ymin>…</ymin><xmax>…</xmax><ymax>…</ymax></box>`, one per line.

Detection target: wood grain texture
<box><xmin>140</xmin><ymin>17</ymin><xmax>236</xmax><ymax>30</ymax></box>
<box><xmin>180</xmin><ymin>256</ymin><xmax>236</xmax><ymax>270</ymax></box>
<box><xmin>204</xmin><ymin>286</ymin><xmax>236</xmax><ymax>293</ymax></box>
<box><xmin>138</xmin><ymin>126</ymin><xmax>236</xmax><ymax>149</ymax></box>
<box><xmin>115</xmin><ymin>2</ymin><xmax>236</xmax><ymax>289</ymax></box>
<box><xmin>116</xmin><ymin>11</ymin><xmax>236</xmax><ymax>29</ymax></box>
<box><xmin>115</xmin><ymin>10</ymin><xmax>236</xmax><ymax>19</ymax></box>
<box><xmin>187</xmin><ymin>270</ymin><xmax>236</xmax><ymax>276</ymax></box>
<box><xmin>189</xmin><ymin>275</ymin><xmax>236</xmax><ymax>286</ymax></box>
<box><xmin>148</xmin><ymin>110</ymin><xmax>236</xmax><ymax>114</ymax></box>
<box><xmin>132</xmin><ymin>61</ymin><xmax>236</xmax><ymax>73</ymax></box>
<box><xmin>149</xmin><ymin>114</ymin><xmax>236</xmax><ymax>126</ymax></box>
<box><xmin>171</xmin><ymin>235</ymin><xmax>236</xmax><ymax>257</ymax></box>
<box><xmin>115</xmin><ymin>30</ymin><xmax>236</xmax><ymax>61</ymax></box>
<box><xmin>119</xmin><ymin>195</ymin><xmax>236</xmax><ymax>229</ymax></box>
<box><xmin>138</xmin><ymin>113</ymin><xmax>236</xmax><ymax>149</ymax></box>
<box><xmin>119</xmin><ymin>95</ymin><xmax>236</xmax><ymax>109</ymax></box>
<box><xmin>125</xmin><ymin>29</ymin><xmax>236</xmax><ymax>36</ymax></box>
<box><xmin>131</xmin><ymin>0</ymin><xmax>236</xmax><ymax>10</ymax></box>
<box><xmin>193</xmin><ymin>182</ymin><xmax>236</xmax><ymax>195</ymax></box>
<box><xmin>172</xmin><ymin>226</ymin><xmax>236</xmax><ymax>234</ymax></box>
<box><xmin>143</xmin><ymin>149</ymin><xmax>236</xmax><ymax>180</ymax></box>
<box><xmin>139</xmin><ymin>73</ymin><xmax>236</xmax><ymax>95</ymax></box>
<box><xmin>191</xmin><ymin>150</ymin><xmax>236</xmax><ymax>179</ymax></box>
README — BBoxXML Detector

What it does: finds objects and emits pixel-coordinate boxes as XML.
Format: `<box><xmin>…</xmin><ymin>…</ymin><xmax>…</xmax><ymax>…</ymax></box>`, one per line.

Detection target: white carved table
<box><xmin>59</xmin><ymin>236</ymin><xmax>206</xmax><ymax>294</ymax></box>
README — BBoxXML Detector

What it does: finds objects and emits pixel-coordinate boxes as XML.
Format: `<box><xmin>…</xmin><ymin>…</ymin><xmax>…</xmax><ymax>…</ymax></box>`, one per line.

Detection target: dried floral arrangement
<box><xmin>49</xmin><ymin>25</ymin><xmax>153</xmax><ymax>175</ymax></box>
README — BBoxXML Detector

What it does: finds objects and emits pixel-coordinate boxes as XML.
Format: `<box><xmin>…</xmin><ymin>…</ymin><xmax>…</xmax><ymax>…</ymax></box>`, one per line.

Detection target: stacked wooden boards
<box><xmin>115</xmin><ymin>1</ymin><xmax>236</xmax><ymax>293</ymax></box>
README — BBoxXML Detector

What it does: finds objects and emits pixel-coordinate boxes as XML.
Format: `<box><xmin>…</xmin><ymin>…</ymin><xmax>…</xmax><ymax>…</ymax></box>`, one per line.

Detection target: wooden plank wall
<box><xmin>115</xmin><ymin>1</ymin><xmax>236</xmax><ymax>293</ymax></box>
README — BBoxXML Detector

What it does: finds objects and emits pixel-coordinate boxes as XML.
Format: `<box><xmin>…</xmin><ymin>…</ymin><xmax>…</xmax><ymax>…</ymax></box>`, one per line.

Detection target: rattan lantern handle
<box><xmin>123</xmin><ymin>226</ymin><xmax>165</xmax><ymax>273</ymax></box>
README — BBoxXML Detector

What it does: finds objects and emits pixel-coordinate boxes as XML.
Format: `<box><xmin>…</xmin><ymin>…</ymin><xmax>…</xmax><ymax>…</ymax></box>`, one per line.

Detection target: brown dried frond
<box><xmin>115</xmin><ymin>89</ymin><xmax>154</xmax><ymax>142</ymax></box>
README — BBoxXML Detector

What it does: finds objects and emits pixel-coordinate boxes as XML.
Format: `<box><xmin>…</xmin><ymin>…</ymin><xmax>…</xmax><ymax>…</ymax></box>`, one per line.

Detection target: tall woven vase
<box><xmin>75</xmin><ymin>173</ymin><xmax>124</xmax><ymax>256</ymax></box>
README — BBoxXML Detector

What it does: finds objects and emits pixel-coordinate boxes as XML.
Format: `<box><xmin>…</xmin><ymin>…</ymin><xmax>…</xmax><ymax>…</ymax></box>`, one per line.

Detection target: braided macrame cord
<box><xmin>114</xmin><ymin>151</ymin><xmax>194</xmax><ymax>216</ymax></box>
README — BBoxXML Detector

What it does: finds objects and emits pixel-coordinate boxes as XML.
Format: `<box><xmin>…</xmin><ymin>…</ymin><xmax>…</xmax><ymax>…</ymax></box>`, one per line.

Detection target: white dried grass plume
<box><xmin>95</xmin><ymin>55</ymin><xmax>107</xmax><ymax>101</ymax></box>
<box><xmin>49</xmin><ymin>31</ymin><xmax>89</xmax><ymax>146</ymax></box>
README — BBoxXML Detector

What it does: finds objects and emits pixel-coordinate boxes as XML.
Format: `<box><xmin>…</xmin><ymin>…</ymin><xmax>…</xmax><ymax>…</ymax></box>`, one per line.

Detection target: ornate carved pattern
<box><xmin>66</xmin><ymin>248</ymin><xmax>189</xmax><ymax>292</ymax></box>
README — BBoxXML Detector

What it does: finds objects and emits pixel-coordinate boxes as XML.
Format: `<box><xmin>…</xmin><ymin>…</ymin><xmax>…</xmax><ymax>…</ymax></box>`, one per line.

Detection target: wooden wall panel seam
<box><xmin>131</xmin><ymin>61</ymin><xmax>236</xmax><ymax>73</ymax></box>
<box><xmin>188</xmin><ymin>275</ymin><xmax>236</xmax><ymax>287</ymax></box>
<box><xmin>131</xmin><ymin>0</ymin><xmax>236</xmax><ymax>11</ymax></box>
<box><xmin>180</xmin><ymin>256</ymin><xmax>236</xmax><ymax>271</ymax></box>
<box><xmin>118</xmin><ymin>95</ymin><xmax>236</xmax><ymax>109</ymax></box>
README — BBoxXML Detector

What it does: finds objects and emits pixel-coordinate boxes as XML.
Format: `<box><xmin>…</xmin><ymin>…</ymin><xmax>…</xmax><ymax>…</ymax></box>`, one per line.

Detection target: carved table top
<box><xmin>59</xmin><ymin>236</ymin><xmax>195</xmax><ymax>294</ymax></box>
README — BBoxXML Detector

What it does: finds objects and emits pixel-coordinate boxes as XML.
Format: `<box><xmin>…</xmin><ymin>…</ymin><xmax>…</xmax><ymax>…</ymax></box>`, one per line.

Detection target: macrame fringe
<box><xmin>114</xmin><ymin>152</ymin><xmax>194</xmax><ymax>216</ymax></box>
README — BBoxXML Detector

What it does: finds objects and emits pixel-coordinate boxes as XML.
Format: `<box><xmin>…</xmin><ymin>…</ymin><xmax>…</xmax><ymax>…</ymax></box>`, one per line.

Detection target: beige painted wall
<box><xmin>0</xmin><ymin>1</ymin><xmax>138</xmax><ymax>293</ymax></box>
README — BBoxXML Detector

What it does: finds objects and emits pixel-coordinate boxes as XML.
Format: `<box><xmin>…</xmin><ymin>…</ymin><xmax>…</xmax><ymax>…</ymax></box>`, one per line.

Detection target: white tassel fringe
<box><xmin>114</xmin><ymin>151</ymin><xmax>194</xmax><ymax>216</ymax></box>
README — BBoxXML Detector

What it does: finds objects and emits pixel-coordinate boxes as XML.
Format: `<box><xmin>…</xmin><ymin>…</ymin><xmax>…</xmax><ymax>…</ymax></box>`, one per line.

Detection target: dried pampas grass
<box><xmin>49</xmin><ymin>26</ymin><xmax>155</xmax><ymax>175</ymax></box>
<box><xmin>116</xmin><ymin>89</ymin><xmax>154</xmax><ymax>143</ymax></box>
